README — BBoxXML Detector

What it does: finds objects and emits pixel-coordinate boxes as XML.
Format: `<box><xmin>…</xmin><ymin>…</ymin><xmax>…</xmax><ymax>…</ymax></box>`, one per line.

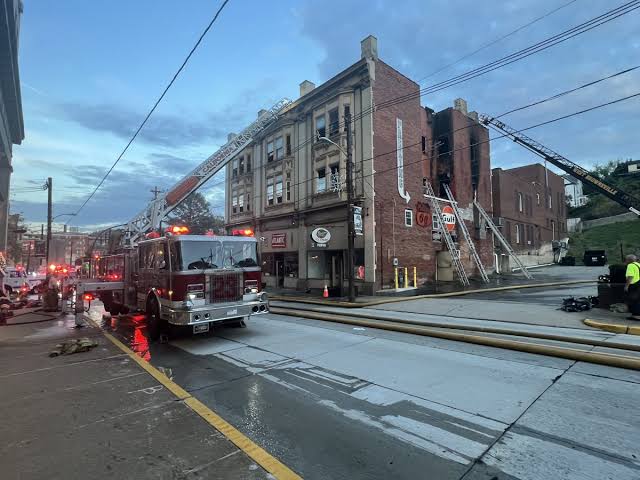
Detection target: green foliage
<box><xmin>568</xmin><ymin>159</ymin><xmax>640</xmax><ymax>221</ymax></box>
<box><xmin>168</xmin><ymin>192</ymin><xmax>224</xmax><ymax>235</ymax></box>
<box><xmin>568</xmin><ymin>220</ymin><xmax>640</xmax><ymax>264</ymax></box>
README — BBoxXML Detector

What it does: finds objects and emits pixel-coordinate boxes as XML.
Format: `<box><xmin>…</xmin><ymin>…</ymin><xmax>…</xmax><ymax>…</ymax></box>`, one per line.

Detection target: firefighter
<box><xmin>624</xmin><ymin>254</ymin><xmax>640</xmax><ymax>320</ymax></box>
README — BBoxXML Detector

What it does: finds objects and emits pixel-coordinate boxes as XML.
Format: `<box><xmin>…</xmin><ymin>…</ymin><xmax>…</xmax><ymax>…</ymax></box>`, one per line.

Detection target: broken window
<box><xmin>267</xmin><ymin>141</ymin><xmax>274</xmax><ymax>163</ymax></box>
<box><xmin>275</xmin><ymin>174</ymin><xmax>283</xmax><ymax>204</ymax></box>
<box><xmin>275</xmin><ymin>136</ymin><xmax>284</xmax><ymax>160</ymax></box>
<box><xmin>329</xmin><ymin>108</ymin><xmax>339</xmax><ymax>136</ymax></box>
<box><xmin>267</xmin><ymin>177</ymin><xmax>274</xmax><ymax>205</ymax></box>
<box><xmin>285</xmin><ymin>134</ymin><xmax>291</xmax><ymax>156</ymax></box>
<box><xmin>317</xmin><ymin>168</ymin><xmax>326</xmax><ymax>193</ymax></box>
<box><xmin>316</xmin><ymin>115</ymin><xmax>326</xmax><ymax>139</ymax></box>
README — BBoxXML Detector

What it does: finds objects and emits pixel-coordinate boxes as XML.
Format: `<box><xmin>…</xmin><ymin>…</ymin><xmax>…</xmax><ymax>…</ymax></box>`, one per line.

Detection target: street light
<box><xmin>317</xmin><ymin>111</ymin><xmax>356</xmax><ymax>302</ymax></box>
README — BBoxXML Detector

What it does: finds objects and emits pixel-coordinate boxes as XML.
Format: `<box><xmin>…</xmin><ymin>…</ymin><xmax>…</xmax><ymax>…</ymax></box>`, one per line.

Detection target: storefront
<box><xmin>260</xmin><ymin>230</ymin><xmax>298</xmax><ymax>289</ymax></box>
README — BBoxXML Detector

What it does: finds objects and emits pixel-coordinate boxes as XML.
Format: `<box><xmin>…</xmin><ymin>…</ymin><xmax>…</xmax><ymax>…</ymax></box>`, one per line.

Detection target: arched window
<box><xmin>515</xmin><ymin>224</ymin><xmax>521</xmax><ymax>244</ymax></box>
<box><xmin>518</xmin><ymin>192</ymin><xmax>524</xmax><ymax>213</ymax></box>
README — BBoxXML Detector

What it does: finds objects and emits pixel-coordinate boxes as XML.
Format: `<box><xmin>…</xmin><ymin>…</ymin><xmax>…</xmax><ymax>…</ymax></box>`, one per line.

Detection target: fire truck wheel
<box><xmin>146</xmin><ymin>298</ymin><xmax>164</xmax><ymax>341</ymax></box>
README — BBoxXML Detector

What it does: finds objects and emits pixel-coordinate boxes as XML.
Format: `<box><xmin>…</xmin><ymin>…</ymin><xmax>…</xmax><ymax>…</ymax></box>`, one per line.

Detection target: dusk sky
<box><xmin>10</xmin><ymin>0</ymin><xmax>639</xmax><ymax>231</ymax></box>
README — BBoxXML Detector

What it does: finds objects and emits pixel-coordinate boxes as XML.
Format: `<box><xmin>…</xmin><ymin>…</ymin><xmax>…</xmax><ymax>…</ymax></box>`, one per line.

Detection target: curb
<box><xmin>270</xmin><ymin>280</ymin><xmax>597</xmax><ymax>308</ymax></box>
<box><xmin>584</xmin><ymin>318</ymin><xmax>640</xmax><ymax>336</ymax></box>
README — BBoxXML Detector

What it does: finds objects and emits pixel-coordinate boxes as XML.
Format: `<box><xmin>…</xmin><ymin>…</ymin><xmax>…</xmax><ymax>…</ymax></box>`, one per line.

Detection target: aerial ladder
<box><xmin>480</xmin><ymin>115</ymin><xmax>640</xmax><ymax>218</ymax></box>
<box><xmin>122</xmin><ymin>98</ymin><xmax>293</xmax><ymax>247</ymax></box>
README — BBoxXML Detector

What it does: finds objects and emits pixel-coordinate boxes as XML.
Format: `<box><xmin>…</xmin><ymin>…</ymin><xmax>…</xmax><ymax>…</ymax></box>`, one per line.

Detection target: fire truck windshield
<box><xmin>177</xmin><ymin>240</ymin><xmax>258</xmax><ymax>270</ymax></box>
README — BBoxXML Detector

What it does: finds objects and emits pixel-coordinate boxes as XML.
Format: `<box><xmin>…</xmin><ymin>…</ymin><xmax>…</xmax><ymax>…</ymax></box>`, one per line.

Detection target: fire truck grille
<box><xmin>209</xmin><ymin>273</ymin><xmax>243</xmax><ymax>303</ymax></box>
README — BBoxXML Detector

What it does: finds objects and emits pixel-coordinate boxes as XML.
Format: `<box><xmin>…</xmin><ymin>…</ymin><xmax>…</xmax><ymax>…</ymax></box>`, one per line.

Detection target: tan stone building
<box><xmin>225</xmin><ymin>36</ymin><xmax>495</xmax><ymax>294</ymax></box>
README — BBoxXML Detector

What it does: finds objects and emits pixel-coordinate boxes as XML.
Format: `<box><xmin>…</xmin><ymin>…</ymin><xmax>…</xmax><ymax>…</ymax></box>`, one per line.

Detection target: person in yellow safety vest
<box><xmin>624</xmin><ymin>254</ymin><xmax>640</xmax><ymax>320</ymax></box>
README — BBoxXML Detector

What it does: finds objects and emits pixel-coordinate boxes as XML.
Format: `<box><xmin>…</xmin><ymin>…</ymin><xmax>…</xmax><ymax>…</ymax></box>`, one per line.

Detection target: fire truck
<box><xmin>73</xmin><ymin>98</ymin><xmax>292</xmax><ymax>334</ymax></box>
<box><xmin>86</xmin><ymin>228</ymin><xmax>268</xmax><ymax>339</ymax></box>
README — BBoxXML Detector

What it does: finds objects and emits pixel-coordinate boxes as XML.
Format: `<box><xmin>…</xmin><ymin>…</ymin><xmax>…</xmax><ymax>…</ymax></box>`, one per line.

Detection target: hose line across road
<box><xmin>270</xmin><ymin>306</ymin><xmax>640</xmax><ymax>371</ymax></box>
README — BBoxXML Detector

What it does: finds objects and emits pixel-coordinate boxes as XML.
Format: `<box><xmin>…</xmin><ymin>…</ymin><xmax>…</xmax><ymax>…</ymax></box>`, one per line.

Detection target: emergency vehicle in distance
<box><xmin>92</xmin><ymin>226</ymin><xmax>268</xmax><ymax>339</ymax></box>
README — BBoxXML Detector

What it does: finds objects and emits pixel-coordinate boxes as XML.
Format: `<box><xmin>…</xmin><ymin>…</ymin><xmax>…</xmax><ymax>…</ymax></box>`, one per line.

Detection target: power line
<box><xmin>67</xmin><ymin>0</ymin><xmax>232</xmax><ymax>224</ymax></box>
<box><xmin>216</xmin><ymin>91</ymin><xmax>640</xmax><ymax>215</ymax></box>
<box><xmin>415</xmin><ymin>0</ymin><xmax>580</xmax><ymax>84</ymax></box>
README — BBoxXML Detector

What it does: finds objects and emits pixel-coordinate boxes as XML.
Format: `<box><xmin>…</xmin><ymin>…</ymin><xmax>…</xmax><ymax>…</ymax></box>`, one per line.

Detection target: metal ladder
<box><xmin>443</xmin><ymin>184</ymin><xmax>490</xmax><ymax>284</ymax></box>
<box><xmin>473</xmin><ymin>199</ymin><xmax>533</xmax><ymax>279</ymax></box>
<box><xmin>424</xmin><ymin>180</ymin><xmax>469</xmax><ymax>286</ymax></box>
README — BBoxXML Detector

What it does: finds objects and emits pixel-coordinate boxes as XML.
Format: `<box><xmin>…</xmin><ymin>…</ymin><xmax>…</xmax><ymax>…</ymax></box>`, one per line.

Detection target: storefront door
<box><xmin>330</xmin><ymin>251</ymin><xmax>343</xmax><ymax>291</ymax></box>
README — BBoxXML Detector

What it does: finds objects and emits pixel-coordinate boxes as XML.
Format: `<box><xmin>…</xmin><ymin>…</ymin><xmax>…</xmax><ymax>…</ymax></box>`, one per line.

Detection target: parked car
<box><xmin>583</xmin><ymin>249</ymin><xmax>607</xmax><ymax>266</ymax></box>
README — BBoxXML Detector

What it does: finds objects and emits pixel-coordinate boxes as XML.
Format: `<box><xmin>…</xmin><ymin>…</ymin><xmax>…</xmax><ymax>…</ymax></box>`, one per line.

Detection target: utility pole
<box><xmin>45</xmin><ymin>177</ymin><xmax>52</xmax><ymax>267</ymax></box>
<box><xmin>151</xmin><ymin>186</ymin><xmax>161</xmax><ymax>200</ymax></box>
<box><xmin>345</xmin><ymin>112</ymin><xmax>355</xmax><ymax>302</ymax></box>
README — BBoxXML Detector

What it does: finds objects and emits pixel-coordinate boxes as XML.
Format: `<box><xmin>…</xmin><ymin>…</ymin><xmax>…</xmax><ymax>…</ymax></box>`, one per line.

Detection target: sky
<box><xmin>10</xmin><ymin>0</ymin><xmax>640</xmax><ymax>231</ymax></box>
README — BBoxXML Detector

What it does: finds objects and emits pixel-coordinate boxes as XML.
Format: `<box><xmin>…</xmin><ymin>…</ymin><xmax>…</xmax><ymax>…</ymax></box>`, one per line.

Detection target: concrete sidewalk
<box><xmin>0</xmin><ymin>313</ymin><xmax>273</xmax><ymax>480</ymax></box>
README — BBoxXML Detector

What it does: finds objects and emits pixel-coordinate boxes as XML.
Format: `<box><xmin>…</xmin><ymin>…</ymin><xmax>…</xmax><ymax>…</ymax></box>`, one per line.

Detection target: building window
<box><xmin>238</xmin><ymin>156</ymin><xmax>244</xmax><ymax>175</ymax></box>
<box><xmin>267</xmin><ymin>177</ymin><xmax>274</xmax><ymax>205</ymax></box>
<box><xmin>329</xmin><ymin>108</ymin><xmax>339</xmax><ymax>136</ymax></box>
<box><xmin>317</xmin><ymin>168</ymin><xmax>326</xmax><ymax>193</ymax></box>
<box><xmin>343</xmin><ymin>105</ymin><xmax>350</xmax><ymax>131</ymax></box>
<box><xmin>548</xmin><ymin>193</ymin><xmax>552</xmax><ymax>210</ymax></box>
<box><xmin>232</xmin><ymin>159</ymin><xmax>238</xmax><ymax>178</ymax></box>
<box><xmin>329</xmin><ymin>163</ymin><xmax>340</xmax><ymax>191</ymax></box>
<box><xmin>232</xmin><ymin>193</ymin><xmax>238</xmax><ymax>214</ymax></box>
<box><xmin>238</xmin><ymin>193</ymin><xmax>244</xmax><ymax>213</ymax></box>
<box><xmin>518</xmin><ymin>192</ymin><xmax>524</xmax><ymax>213</ymax></box>
<box><xmin>405</xmin><ymin>209</ymin><xmax>413</xmax><ymax>227</ymax></box>
<box><xmin>515</xmin><ymin>224</ymin><xmax>520</xmax><ymax>244</ymax></box>
<box><xmin>286</xmin><ymin>172</ymin><xmax>291</xmax><ymax>202</ymax></box>
<box><xmin>246</xmin><ymin>153</ymin><xmax>251</xmax><ymax>172</ymax></box>
<box><xmin>246</xmin><ymin>192</ymin><xmax>251</xmax><ymax>211</ymax></box>
<box><xmin>275</xmin><ymin>174</ymin><xmax>283</xmax><ymax>204</ymax></box>
<box><xmin>275</xmin><ymin>136</ymin><xmax>284</xmax><ymax>160</ymax></box>
<box><xmin>267</xmin><ymin>141</ymin><xmax>274</xmax><ymax>163</ymax></box>
<box><xmin>285</xmin><ymin>134</ymin><xmax>291</xmax><ymax>156</ymax></box>
<box><xmin>316</xmin><ymin>115</ymin><xmax>326</xmax><ymax>138</ymax></box>
<box><xmin>536</xmin><ymin>193</ymin><xmax>540</xmax><ymax>205</ymax></box>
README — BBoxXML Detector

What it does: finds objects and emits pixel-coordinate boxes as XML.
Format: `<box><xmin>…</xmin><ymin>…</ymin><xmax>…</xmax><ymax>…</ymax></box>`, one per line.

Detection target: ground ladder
<box><xmin>473</xmin><ymin>199</ymin><xmax>533</xmax><ymax>279</ymax></box>
<box><xmin>442</xmin><ymin>184</ymin><xmax>490</xmax><ymax>284</ymax></box>
<box><xmin>423</xmin><ymin>180</ymin><xmax>470</xmax><ymax>286</ymax></box>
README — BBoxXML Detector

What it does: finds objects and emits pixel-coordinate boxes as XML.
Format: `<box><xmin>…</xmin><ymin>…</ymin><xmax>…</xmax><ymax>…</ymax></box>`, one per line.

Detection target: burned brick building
<box><xmin>225</xmin><ymin>36</ymin><xmax>495</xmax><ymax>294</ymax></box>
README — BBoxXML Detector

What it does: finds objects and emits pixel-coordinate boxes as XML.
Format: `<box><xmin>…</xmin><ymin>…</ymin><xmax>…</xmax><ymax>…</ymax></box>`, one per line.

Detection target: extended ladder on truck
<box><xmin>474</xmin><ymin>199</ymin><xmax>533</xmax><ymax>279</ymax></box>
<box><xmin>442</xmin><ymin>184</ymin><xmax>490</xmax><ymax>284</ymax></box>
<box><xmin>481</xmin><ymin>115</ymin><xmax>640</xmax><ymax>218</ymax></box>
<box><xmin>424</xmin><ymin>180</ymin><xmax>470</xmax><ymax>286</ymax></box>
<box><xmin>123</xmin><ymin>98</ymin><xmax>293</xmax><ymax>247</ymax></box>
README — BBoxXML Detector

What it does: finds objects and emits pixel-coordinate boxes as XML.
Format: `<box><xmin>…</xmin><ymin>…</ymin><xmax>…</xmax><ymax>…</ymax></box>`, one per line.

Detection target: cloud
<box><xmin>56</xmin><ymin>101</ymin><xmax>243</xmax><ymax>148</ymax></box>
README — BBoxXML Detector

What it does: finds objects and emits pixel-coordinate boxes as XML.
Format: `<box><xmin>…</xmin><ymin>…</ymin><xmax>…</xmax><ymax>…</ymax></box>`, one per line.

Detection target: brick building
<box><xmin>225</xmin><ymin>36</ymin><xmax>494</xmax><ymax>293</ymax></box>
<box><xmin>492</xmin><ymin>164</ymin><xmax>568</xmax><ymax>253</ymax></box>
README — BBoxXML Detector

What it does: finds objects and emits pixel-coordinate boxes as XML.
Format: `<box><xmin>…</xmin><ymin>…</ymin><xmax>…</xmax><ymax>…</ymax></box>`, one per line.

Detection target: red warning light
<box><xmin>49</xmin><ymin>264</ymin><xmax>56</xmax><ymax>271</ymax></box>
<box><xmin>83</xmin><ymin>293</ymin><xmax>94</xmax><ymax>301</ymax></box>
<box><xmin>231</xmin><ymin>229</ymin><xmax>254</xmax><ymax>237</ymax></box>
<box><xmin>167</xmin><ymin>225</ymin><xmax>190</xmax><ymax>235</ymax></box>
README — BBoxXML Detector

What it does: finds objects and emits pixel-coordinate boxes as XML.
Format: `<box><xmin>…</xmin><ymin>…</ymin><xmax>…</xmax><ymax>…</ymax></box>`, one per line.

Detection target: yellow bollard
<box><xmin>413</xmin><ymin>266</ymin><xmax>417</xmax><ymax>287</ymax></box>
<box><xmin>394</xmin><ymin>267</ymin><xmax>399</xmax><ymax>289</ymax></box>
<box><xmin>404</xmin><ymin>267</ymin><xmax>408</xmax><ymax>288</ymax></box>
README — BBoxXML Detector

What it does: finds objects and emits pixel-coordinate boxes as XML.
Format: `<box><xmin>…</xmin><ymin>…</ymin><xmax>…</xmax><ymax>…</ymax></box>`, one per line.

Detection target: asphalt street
<box><xmin>99</xmin><ymin>303</ymin><xmax>640</xmax><ymax>480</ymax></box>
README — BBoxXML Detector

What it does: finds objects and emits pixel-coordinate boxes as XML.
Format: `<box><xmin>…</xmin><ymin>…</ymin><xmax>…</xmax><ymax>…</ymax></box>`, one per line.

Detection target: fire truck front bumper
<box><xmin>163</xmin><ymin>293</ymin><xmax>269</xmax><ymax>326</ymax></box>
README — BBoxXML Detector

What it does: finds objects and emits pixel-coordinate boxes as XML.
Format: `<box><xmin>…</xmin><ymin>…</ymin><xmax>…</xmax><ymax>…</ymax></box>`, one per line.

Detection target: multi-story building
<box><xmin>0</xmin><ymin>0</ymin><xmax>24</xmax><ymax>252</ymax></box>
<box><xmin>492</xmin><ymin>164</ymin><xmax>568</xmax><ymax>254</ymax></box>
<box><xmin>225</xmin><ymin>36</ymin><xmax>494</xmax><ymax>294</ymax></box>
<box><xmin>563</xmin><ymin>174</ymin><xmax>588</xmax><ymax>208</ymax></box>
<box><xmin>48</xmin><ymin>231</ymin><xmax>91</xmax><ymax>266</ymax></box>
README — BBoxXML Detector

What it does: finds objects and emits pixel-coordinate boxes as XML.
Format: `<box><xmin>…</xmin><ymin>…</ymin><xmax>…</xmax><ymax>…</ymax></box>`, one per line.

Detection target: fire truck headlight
<box><xmin>258</xmin><ymin>291</ymin><xmax>268</xmax><ymax>303</ymax></box>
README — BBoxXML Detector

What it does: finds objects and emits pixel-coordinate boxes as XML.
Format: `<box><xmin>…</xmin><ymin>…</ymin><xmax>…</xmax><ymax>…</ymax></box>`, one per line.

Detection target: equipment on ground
<box><xmin>123</xmin><ymin>99</ymin><xmax>292</xmax><ymax>247</ymax></box>
<box><xmin>583</xmin><ymin>249</ymin><xmax>607</xmax><ymax>266</ymax></box>
<box><xmin>480</xmin><ymin>115</ymin><xmax>640</xmax><ymax>218</ymax></box>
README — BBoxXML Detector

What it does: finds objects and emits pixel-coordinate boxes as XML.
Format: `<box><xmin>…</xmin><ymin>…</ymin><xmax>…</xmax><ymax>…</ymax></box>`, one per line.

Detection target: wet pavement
<box><xmin>0</xmin><ymin>312</ymin><xmax>276</xmax><ymax>480</ymax></box>
<box><xmin>89</xmin><ymin>302</ymin><xmax>640</xmax><ymax>480</ymax></box>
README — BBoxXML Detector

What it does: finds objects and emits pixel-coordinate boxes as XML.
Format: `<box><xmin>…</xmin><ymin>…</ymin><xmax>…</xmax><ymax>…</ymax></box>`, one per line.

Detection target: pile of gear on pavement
<box><xmin>560</xmin><ymin>296</ymin><xmax>599</xmax><ymax>312</ymax></box>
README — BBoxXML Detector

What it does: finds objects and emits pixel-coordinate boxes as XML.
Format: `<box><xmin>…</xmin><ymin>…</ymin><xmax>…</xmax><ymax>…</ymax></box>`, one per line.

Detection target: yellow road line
<box><xmin>96</xmin><ymin>324</ymin><xmax>302</xmax><ymax>480</ymax></box>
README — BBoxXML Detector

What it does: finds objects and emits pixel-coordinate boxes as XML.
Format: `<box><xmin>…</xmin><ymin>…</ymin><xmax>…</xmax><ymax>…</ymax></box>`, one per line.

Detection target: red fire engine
<box><xmin>80</xmin><ymin>228</ymin><xmax>268</xmax><ymax>339</ymax></box>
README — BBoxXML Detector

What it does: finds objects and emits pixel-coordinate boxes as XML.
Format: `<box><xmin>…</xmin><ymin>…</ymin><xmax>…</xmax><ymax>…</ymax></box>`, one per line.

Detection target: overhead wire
<box><xmin>67</xmin><ymin>0</ymin><xmax>232</xmax><ymax>224</ymax></box>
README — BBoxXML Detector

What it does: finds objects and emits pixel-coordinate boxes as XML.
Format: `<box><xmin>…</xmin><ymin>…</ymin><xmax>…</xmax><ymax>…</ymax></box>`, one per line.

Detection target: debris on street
<box><xmin>49</xmin><ymin>337</ymin><xmax>98</xmax><ymax>357</ymax></box>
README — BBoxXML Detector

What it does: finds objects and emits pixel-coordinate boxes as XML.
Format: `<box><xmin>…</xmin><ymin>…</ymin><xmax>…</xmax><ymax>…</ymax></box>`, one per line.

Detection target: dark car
<box><xmin>583</xmin><ymin>249</ymin><xmax>607</xmax><ymax>266</ymax></box>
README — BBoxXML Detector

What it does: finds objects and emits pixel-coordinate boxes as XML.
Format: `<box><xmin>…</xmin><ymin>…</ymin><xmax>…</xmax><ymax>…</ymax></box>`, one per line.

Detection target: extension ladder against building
<box><xmin>424</xmin><ymin>180</ymin><xmax>470</xmax><ymax>286</ymax></box>
<box><xmin>473</xmin><ymin>200</ymin><xmax>533</xmax><ymax>279</ymax></box>
<box><xmin>443</xmin><ymin>184</ymin><xmax>490</xmax><ymax>284</ymax></box>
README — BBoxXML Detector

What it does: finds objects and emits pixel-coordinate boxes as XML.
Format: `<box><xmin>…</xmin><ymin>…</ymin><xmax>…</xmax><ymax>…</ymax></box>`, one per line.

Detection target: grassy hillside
<box><xmin>568</xmin><ymin>220</ymin><xmax>640</xmax><ymax>264</ymax></box>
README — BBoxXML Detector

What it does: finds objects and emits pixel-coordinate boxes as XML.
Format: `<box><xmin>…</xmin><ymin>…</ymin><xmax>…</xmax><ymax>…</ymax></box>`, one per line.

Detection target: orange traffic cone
<box><xmin>323</xmin><ymin>285</ymin><xmax>329</xmax><ymax>298</ymax></box>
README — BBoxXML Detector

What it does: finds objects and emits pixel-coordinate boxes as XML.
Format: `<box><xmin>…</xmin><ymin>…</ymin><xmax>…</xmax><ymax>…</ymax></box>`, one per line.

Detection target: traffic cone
<box><xmin>323</xmin><ymin>285</ymin><xmax>329</xmax><ymax>298</ymax></box>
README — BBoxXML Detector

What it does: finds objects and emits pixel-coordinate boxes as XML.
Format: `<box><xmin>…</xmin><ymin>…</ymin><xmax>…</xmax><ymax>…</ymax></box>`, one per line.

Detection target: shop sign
<box><xmin>311</xmin><ymin>227</ymin><xmax>331</xmax><ymax>248</ymax></box>
<box><xmin>442</xmin><ymin>205</ymin><xmax>456</xmax><ymax>232</ymax></box>
<box><xmin>271</xmin><ymin>233</ymin><xmax>286</xmax><ymax>249</ymax></box>
<box><xmin>353</xmin><ymin>206</ymin><xmax>363</xmax><ymax>236</ymax></box>
<box><xmin>396</xmin><ymin>118</ymin><xmax>411</xmax><ymax>203</ymax></box>
<box><xmin>416</xmin><ymin>202</ymin><xmax>430</xmax><ymax>227</ymax></box>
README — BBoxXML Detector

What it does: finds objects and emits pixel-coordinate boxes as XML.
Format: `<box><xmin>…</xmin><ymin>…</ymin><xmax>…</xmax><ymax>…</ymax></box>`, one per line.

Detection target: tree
<box><xmin>6</xmin><ymin>213</ymin><xmax>26</xmax><ymax>265</ymax></box>
<box><xmin>168</xmin><ymin>192</ymin><xmax>224</xmax><ymax>234</ymax></box>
